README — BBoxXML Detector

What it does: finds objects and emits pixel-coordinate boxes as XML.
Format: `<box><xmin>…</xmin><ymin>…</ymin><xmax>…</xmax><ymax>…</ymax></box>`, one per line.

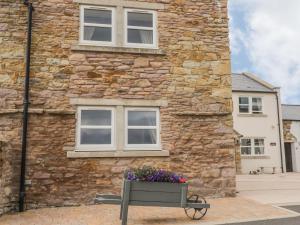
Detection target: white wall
<box><xmin>232</xmin><ymin>92</ymin><xmax>283</xmax><ymax>174</ymax></box>
<box><xmin>290</xmin><ymin>121</ymin><xmax>300</xmax><ymax>172</ymax></box>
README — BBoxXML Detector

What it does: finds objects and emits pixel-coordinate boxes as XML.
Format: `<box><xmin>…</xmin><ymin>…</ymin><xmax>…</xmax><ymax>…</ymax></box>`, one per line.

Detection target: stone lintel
<box><xmin>73</xmin><ymin>0</ymin><xmax>165</xmax><ymax>10</ymax></box>
<box><xmin>67</xmin><ymin>150</ymin><xmax>170</xmax><ymax>158</ymax></box>
<box><xmin>173</xmin><ymin>112</ymin><xmax>231</xmax><ymax>116</ymax></box>
<box><xmin>71</xmin><ymin>44</ymin><xmax>166</xmax><ymax>55</ymax></box>
<box><xmin>70</xmin><ymin>98</ymin><xmax>168</xmax><ymax>107</ymax></box>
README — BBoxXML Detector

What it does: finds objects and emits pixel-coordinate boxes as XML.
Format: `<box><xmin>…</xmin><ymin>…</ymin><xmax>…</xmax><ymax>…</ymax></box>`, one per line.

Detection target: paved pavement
<box><xmin>219</xmin><ymin>205</ymin><xmax>300</xmax><ymax>225</ymax></box>
<box><xmin>221</xmin><ymin>173</ymin><xmax>300</xmax><ymax>225</ymax></box>
<box><xmin>0</xmin><ymin>197</ymin><xmax>294</xmax><ymax>225</ymax></box>
<box><xmin>1</xmin><ymin>173</ymin><xmax>300</xmax><ymax>225</ymax></box>
<box><xmin>237</xmin><ymin>173</ymin><xmax>300</xmax><ymax>204</ymax></box>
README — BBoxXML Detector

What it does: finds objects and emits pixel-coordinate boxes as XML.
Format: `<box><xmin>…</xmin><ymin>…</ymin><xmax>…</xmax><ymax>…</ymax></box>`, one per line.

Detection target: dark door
<box><xmin>284</xmin><ymin>143</ymin><xmax>293</xmax><ymax>172</ymax></box>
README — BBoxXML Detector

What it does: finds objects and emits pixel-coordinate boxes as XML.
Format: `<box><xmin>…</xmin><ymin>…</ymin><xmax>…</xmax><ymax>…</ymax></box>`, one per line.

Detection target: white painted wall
<box><xmin>290</xmin><ymin>121</ymin><xmax>300</xmax><ymax>172</ymax></box>
<box><xmin>232</xmin><ymin>92</ymin><xmax>284</xmax><ymax>174</ymax></box>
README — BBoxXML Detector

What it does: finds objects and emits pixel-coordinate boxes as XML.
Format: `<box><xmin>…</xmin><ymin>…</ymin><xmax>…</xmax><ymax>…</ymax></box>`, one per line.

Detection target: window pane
<box><xmin>241</xmin><ymin>139</ymin><xmax>251</xmax><ymax>146</ymax></box>
<box><xmin>254</xmin><ymin>139</ymin><xmax>264</xmax><ymax>146</ymax></box>
<box><xmin>239</xmin><ymin>105</ymin><xmax>249</xmax><ymax>113</ymax></box>
<box><xmin>128</xmin><ymin>111</ymin><xmax>156</xmax><ymax>126</ymax></box>
<box><xmin>255</xmin><ymin>147</ymin><xmax>264</xmax><ymax>155</ymax></box>
<box><xmin>128</xmin><ymin>12</ymin><xmax>153</xmax><ymax>27</ymax></box>
<box><xmin>80</xmin><ymin>128</ymin><xmax>111</xmax><ymax>144</ymax></box>
<box><xmin>84</xmin><ymin>9</ymin><xmax>112</xmax><ymax>24</ymax></box>
<box><xmin>241</xmin><ymin>147</ymin><xmax>251</xmax><ymax>155</ymax></box>
<box><xmin>81</xmin><ymin>110</ymin><xmax>111</xmax><ymax>126</ymax></box>
<box><xmin>128</xmin><ymin>29</ymin><xmax>153</xmax><ymax>44</ymax></box>
<box><xmin>128</xmin><ymin>129</ymin><xmax>157</xmax><ymax>144</ymax></box>
<box><xmin>239</xmin><ymin>97</ymin><xmax>249</xmax><ymax>104</ymax></box>
<box><xmin>84</xmin><ymin>26</ymin><xmax>112</xmax><ymax>42</ymax></box>
<box><xmin>252</xmin><ymin>97</ymin><xmax>262</xmax><ymax>113</ymax></box>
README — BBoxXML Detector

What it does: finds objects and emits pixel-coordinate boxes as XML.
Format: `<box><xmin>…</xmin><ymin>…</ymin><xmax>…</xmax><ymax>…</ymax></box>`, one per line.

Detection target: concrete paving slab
<box><xmin>237</xmin><ymin>173</ymin><xmax>300</xmax><ymax>204</ymax></box>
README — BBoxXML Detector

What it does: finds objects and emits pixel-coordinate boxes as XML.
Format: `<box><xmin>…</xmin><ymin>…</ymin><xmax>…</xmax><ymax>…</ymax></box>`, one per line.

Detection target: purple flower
<box><xmin>125</xmin><ymin>166</ymin><xmax>187</xmax><ymax>183</ymax></box>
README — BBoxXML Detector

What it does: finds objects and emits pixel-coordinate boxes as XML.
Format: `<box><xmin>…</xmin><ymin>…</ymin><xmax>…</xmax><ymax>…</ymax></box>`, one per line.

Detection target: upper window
<box><xmin>239</xmin><ymin>97</ymin><xmax>249</xmax><ymax>113</ymax></box>
<box><xmin>77</xmin><ymin>107</ymin><xmax>115</xmax><ymax>150</ymax></box>
<box><xmin>80</xmin><ymin>6</ymin><xmax>115</xmax><ymax>45</ymax></box>
<box><xmin>125</xmin><ymin>9</ymin><xmax>157</xmax><ymax>48</ymax></box>
<box><xmin>239</xmin><ymin>97</ymin><xmax>263</xmax><ymax>114</ymax></box>
<box><xmin>79</xmin><ymin>5</ymin><xmax>158</xmax><ymax>49</ymax></box>
<box><xmin>240</xmin><ymin>138</ymin><xmax>265</xmax><ymax>156</ymax></box>
<box><xmin>125</xmin><ymin>108</ymin><xmax>160</xmax><ymax>150</ymax></box>
<box><xmin>252</xmin><ymin>97</ymin><xmax>263</xmax><ymax>114</ymax></box>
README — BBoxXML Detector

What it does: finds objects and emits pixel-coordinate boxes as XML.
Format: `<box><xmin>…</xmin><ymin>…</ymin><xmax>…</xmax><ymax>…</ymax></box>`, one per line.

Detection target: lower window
<box><xmin>76</xmin><ymin>107</ymin><xmax>115</xmax><ymax>150</ymax></box>
<box><xmin>125</xmin><ymin>108</ymin><xmax>160</xmax><ymax>150</ymax></box>
<box><xmin>240</xmin><ymin>138</ymin><xmax>265</xmax><ymax>156</ymax></box>
<box><xmin>76</xmin><ymin>106</ymin><xmax>161</xmax><ymax>151</ymax></box>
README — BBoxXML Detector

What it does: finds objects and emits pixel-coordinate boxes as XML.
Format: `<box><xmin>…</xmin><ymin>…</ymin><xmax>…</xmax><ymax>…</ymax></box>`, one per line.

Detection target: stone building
<box><xmin>0</xmin><ymin>0</ymin><xmax>235</xmax><ymax>214</ymax></box>
<box><xmin>282</xmin><ymin>105</ymin><xmax>300</xmax><ymax>172</ymax></box>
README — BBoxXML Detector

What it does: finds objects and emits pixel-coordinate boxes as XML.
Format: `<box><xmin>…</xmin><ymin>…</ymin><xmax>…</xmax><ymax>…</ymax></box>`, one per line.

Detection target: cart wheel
<box><xmin>184</xmin><ymin>195</ymin><xmax>208</xmax><ymax>220</ymax></box>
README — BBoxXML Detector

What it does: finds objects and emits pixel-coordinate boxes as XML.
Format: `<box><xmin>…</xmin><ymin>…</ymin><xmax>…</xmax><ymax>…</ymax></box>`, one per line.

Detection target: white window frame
<box><xmin>254</xmin><ymin>138</ymin><xmax>265</xmax><ymax>155</ymax></box>
<box><xmin>240</xmin><ymin>138</ymin><xmax>252</xmax><ymax>155</ymax></box>
<box><xmin>239</xmin><ymin>96</ymin><xmax>263</xmax><ymax>114</ymax></box>
<box><xmin>239</xmin><ymin>96</ymin><xmax>250</xmax><ymax>114</ymax></box>
<box><xmin>124</xmin><ymin>107</ymin><xmax>160</xmax><ymax>150</ymax></box>
<box><xmin>124</xmin><ymin>8</ymin><xmax>158</xmax><ymax>49</ymax></box>
<box><xmin>251</xmin><ymin>97</ymin><xmax>263</xmax><ymax>114</ymax></box>
<box><xmin>80</xmin><ymin>5</ymin><xmax>116</xmax><ymax>46</ymax></box>
<box><xmin>76</xmin><ymin>106</ymin><xmax>116</xmax><ymax>151</ymax></box>
<box><xmin>240</xmin><ymin>138</ymin><xmax>265</xmax><ymax>156</ymax></box>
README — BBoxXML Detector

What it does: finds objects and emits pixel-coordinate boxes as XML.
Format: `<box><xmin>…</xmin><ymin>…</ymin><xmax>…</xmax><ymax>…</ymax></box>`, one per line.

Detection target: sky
<box><xmin>228</xmin><ymin>0</ymin><xmax>300</xmax><ymax>104</ymax></box>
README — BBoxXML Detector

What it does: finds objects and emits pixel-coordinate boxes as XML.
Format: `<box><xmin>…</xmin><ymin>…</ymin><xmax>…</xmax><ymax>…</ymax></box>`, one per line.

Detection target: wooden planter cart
<box><xmin>95</xmin><ymin>180</ymin><xmax>210</xmax><ymax>225</ymax></box>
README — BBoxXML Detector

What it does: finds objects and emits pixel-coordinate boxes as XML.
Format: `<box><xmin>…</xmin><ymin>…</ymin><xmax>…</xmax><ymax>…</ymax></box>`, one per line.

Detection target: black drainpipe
<box><xmin>275</xmin><ymin>90</ymin><xmax>284</xmax><ymax>173</ymax></box>
<box><xmin>19</xmin><ymin>0</ymin><xmax>33</xmax><ymax>212</ymax></box>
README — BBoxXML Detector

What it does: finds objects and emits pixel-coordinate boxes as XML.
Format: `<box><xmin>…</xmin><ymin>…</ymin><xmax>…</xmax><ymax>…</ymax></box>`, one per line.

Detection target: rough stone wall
<box><xmin>0</xmin><ymin>0</ymin><xmax>235</xmax><ymax>212</ymax></box>
<box><xmin>283</xmin><ymin>120</ymin><xmax>296</xmax><ymax>142</ymax></box>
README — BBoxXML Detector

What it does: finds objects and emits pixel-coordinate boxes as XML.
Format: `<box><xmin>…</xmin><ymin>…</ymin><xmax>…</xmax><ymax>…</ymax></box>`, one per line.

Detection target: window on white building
<box><xmin>254</xmin><ymin>138</ymin><xmax>265</xmax><ymax>155</ymax></box>
<box><xmin>240</xmin><ymin>138</ymin><xmax>251</xmax><ymax>155</ymax></box>
<box><xmin>239</xmin><ymin>97</ymin><xmax>249</xmax><ymax>113</ymax></box>
<box><xmin>240</xmin><ymin>138</ymin><xmax>265</xmax><ymax>156</ymax></box>
<box><xmin>252</xmin><ymin>97</ymin><xmax>263</xmax><ymax>114</ymax></box>
<box><xmin>239</xmin><ymin>97</ymin><xmax>263</xmax><ymax>114</ymax></box>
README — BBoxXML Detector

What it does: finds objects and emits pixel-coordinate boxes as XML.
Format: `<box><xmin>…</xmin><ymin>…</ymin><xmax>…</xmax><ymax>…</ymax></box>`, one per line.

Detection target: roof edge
<box><xmin>282</xmin><ymin>104</ymin><xmax>300</xmax><ymax>107</ymax></box>
<box><xmin>242</xmin><ymin>72</ymin><xmax>276</xmax><ymax>91</ymax></box>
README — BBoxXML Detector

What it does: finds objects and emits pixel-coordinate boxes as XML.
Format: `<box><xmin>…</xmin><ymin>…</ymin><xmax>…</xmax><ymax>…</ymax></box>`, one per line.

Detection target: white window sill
<box><xmin>71</xmin><ymin>44</ymin><xmax>166</xmax><ymax>55</ymax></box>
<box><xmin>67</xmin><ymin>150</ymin><xmax>170</xmax><ymax>158</ymax></box>
<box><xmin>241</xmin><ymin>155</ymin><xmax>270</xmax><ymax>159</ymax></box>
<box><xmin>238</xmin><ymin>114</ymin><xmax>267</xmax><ymax>117</ymax></box>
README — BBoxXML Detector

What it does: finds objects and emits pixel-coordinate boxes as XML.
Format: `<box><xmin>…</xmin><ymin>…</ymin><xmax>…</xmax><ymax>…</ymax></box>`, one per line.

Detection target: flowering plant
<box><xmin>126</xmin><ymin>166</ymin><xmax>187</xmax><ymax>183</ymax></box>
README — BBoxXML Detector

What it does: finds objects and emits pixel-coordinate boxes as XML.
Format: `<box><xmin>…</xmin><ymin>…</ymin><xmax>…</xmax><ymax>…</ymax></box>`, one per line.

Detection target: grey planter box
<box><xmin>127</xmin><ymin>181</ymin><xmax>188</xmax><ymax>207</ymax></box>
<box><xmin>95</xmin><ymin>180</ymin><xmax>210</xmax><ymax>225</ymax></box>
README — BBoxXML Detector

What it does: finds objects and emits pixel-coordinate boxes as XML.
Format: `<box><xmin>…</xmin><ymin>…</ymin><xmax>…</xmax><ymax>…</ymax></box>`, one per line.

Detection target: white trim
<box><xmin>76</xmin><ymin>106</ymin><xmax>116</xmax><ymax>151</ymax></box>
<box><xmin>124</xmin><ymin>107</ymin><xmax>161</xmax><ymax>150</ymax></box>
<box><xmin>124</xmin><ymin>8</ymin><xmax>158</xmax><ymax>49</ymax></box>
<box><xmin>80</xmin><ymin>5</ymin><xmax>116</xmax><ymax>46</ymax></box>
